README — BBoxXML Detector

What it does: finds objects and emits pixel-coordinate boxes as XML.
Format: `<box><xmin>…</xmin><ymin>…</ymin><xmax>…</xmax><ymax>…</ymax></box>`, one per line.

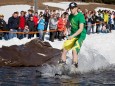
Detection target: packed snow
<box><xmin>43</xmin><ymin>2</ymin><xmax>89</xmax><ymax>10</ymax></box>
<box><xmin>0</xmin><ymin>5</ymin><xmax>30</xmax><ymax>22</ymax></box>
<box><xmin>0</xmin><ymin>5</ymin><xmax>44</xmax><ymax>22</ymax></box>
<box><xmin>95</xmin><ymin>7</ymin><xmax>115</xmax><ymax>12</ymax></box>
<box><xmin>0</xmin><ymin>2</ymin><xmax>115</xmax><ymax>72</ymax></box>
<box><xmin>43</xmin><ymin>2</ymin><xmax>115</xmax><ymax>12</ymax></box>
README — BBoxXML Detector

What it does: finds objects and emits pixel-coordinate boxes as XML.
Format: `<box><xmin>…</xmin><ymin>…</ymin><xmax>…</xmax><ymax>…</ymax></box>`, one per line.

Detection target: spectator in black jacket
<box><xmin>26</xmin><ymin>16</ymin><xmax>35</xmax><ymax>39</ymax></box>
<box><xmin>95</xmin><ymin>12</ymin><xmax>103</xmax><ymax>33</ymax></box>
<box><xmin>91</xmin><ymin>11</ymin><xmax>96</xmax><ymax>33</ymax></box>
<box><xmin>0</xmin><ymin>14</ymin><xmax>8</xmax><ymax>40</ymax></box>
<box><xmin>8</xmin><ymin>12</ymin><xmax>19</xmax><ymax>39</ymax></box>
<box><xmin>43</xmin><ymin>9</ymin><xmax>50</xmax><ymax>40</ymax></box>
<box><xmin>0</xmin><ymin>14</ymin><xmax>7</xmax><ymax>40</ymax></box>
<box><xmin>43</xmin><ymin>9</ymin><xmax>50</xmax><ymax>30</ymax></box>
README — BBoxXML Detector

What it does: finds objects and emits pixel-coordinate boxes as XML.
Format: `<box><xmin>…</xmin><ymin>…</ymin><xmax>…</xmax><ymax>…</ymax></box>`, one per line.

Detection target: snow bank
<box><xmin>43</xmin><ymin>2</ymin><xmax>89</xmax><ymax>10</ymax></box>
<box><xmin>0</xmin><ymin>5</ymin><xmax>44</xmax><ymax>22</ymax></box>
<box><xmin>83</xmin><ymin>32</ymin><xmax>115</xmax><ymax>64</ymax></box>
<box><xmin>0</xmin><ymin>5</ymin><xmax>31</xmax><ymax>22</ymax></box>
<box><xmin>0</xmin><ymin>37</ymin><xmax>34</xmax><ymax>47</ymax></box>
<box><xmin>95</xmin><ymin>7</ymin><xmax>115</xmax><ymax>12</ymax></box>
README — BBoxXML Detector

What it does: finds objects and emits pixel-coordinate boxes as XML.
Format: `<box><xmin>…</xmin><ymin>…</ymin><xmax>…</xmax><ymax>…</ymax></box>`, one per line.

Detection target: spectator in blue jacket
<box><xmin>37</xmin><ymin>15</ymin><xmax>45</xmax><ymax>40</ymax></box>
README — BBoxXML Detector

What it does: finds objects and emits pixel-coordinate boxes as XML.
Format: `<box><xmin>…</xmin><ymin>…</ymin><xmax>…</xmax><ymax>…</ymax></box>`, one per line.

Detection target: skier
<box><xmin>59</xmin><ymin>2</ymin><xmax>86</xmax><ymax>68</ymax></box>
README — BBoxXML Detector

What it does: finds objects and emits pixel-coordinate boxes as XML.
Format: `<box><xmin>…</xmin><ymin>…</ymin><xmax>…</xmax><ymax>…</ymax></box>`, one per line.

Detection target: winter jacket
<box><xmin>104</xmin><ymin>13</ymin><xmax>109</xmax><ymax>23</ymax></box>
<box><xmin>49</xmin><ymin>18</ymin><xmax>57</xmax><ymax>30</ymax></box>
<box><xmin>57</xmin><ymin>18</ymin><xmax>66</xmax><ymax>31</ymax></box>
<box><xmin>19</xmin><ymin>16</ymin><xmax>26</xmax><ymax>29</ymax></box>
<box><xmin>0</xmin><ymin>19</ymin><xmax>7</xmax><ymax>31</ymax></box>
<box><xmin>95</xmin><ymin>15</ymin><xmax>102</xmax><ymax>24</ymax></box>
<box><xmin>91</xmin><ymin>15</ymin><xmax>96</xmax><ymax>24</ymax></box>
<box><xmin>37</xmin><ymin>18</ymin><xmax>45</xmax><ymax>30</ymax></box>
<box><xmin>27</xmin><ymin>20</ymin><xmax>35</xmax><ymax>31</ymax></box>
<box><xmin>0</xmin><ymin>19</ymin><xmax>7</xmax><ymax>37</ymax></box>
<box><xmin>33</xmin><ymin>16</ymin><xmax>39</xmax><ymax>26</ymax></box>
<box><xmin>8</xmin><ymin>16</ymin><xmax>19</xmax><ymax>30</ymax></box>
<box><xmin>43</xmin><ymin>13</ymin><xmax>50</xmax><ymax>22</ymax></box>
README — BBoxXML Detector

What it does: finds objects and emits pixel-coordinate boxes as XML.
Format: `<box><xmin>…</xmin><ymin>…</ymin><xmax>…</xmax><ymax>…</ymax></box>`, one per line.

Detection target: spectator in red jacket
<box><xmin>57</xmin><ymin>13</ymin><xmax>66</xmax><ymax>41</ymax></box>
<box><xmin>33</xmin><ymin>12</ymin><xmax>39</xmax><ymax>37</ymax></box>
<box><xmin>18</xmin><ymin>11</ymin><xmax>26</xmax><ymax>39</ymax></box>
<box><xmin>33</xmin><ymin>12</ymin><xmax>39</xmax><ymax>26</ymax></box>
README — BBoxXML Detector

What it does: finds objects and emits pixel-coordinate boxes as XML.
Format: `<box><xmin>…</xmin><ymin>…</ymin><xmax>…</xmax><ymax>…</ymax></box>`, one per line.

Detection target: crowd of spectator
<box><xmin>83</xmin><ymin>9</ymin><xmax>115</xmax><ymax>34</ymax></box>
<box><xmin>0</xmin><ymin>6</ymin><xmax>115</xmax><ymax>41</ymax></box>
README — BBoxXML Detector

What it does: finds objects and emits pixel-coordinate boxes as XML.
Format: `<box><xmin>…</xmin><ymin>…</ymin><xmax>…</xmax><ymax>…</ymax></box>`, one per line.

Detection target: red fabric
<box><xmin>57</xmin><ymin>18</ymin><xmax>66</xmax><ymax>31</ymax></box>
<box><xmin>19</xmin><ymin>16</ymin><xmax>26</xmax><ymax>29</ymax></box>
<box><xmin>33</xmin><ymin>16</ymin><xmax>39</xmax><ymax>26</ymax></box>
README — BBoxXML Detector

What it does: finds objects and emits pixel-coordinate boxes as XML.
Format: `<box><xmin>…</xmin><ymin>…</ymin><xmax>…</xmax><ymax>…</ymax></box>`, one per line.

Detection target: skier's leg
<box><xmin>59</xmin><ymin>38</ymin><xmax>76</xmax><ymax>63</ymax></box>
<box><xmin>72</xmin><ymin>50</ymin><xmax>78</xmax><ymax>68</ymax></box>
<box><xmin>61</xmin><ymin>48</ymin><xmax>68</xmax><ymax>62</ymax></box>
<box><xmin>72</xmin><ymin>38</ymin><xmax>84</xmax><ymax>67</ymax></box>
<box><xmin>72</xmin><ymin>50</ymin><xmax>78</xmax><ymax>64</ymax></box>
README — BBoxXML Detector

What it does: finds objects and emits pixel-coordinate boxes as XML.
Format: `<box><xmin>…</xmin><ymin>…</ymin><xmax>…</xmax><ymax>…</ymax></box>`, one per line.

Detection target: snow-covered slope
<box><xmin>95</xmin><ymin>7</ymin><xmax>115</xmax><ymax>12</ymax></box>
<box><xmin>0</xmin><ymin>5</ymin><xmax>30</xmax><ymax>22</ymax></box>
<box><xmin>43</xmin><ymin>2</ymin><xmax>89</xmax><ymax>10</ymax></box>
<box><xmin>0</xmin><ymin>5</ymin><xmax>44</xmax><ymax>22</ymax></box>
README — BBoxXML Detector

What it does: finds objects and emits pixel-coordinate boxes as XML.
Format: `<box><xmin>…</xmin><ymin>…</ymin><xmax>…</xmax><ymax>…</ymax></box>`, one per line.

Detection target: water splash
<box><xmin>40</xmin><ymin>45</ymin><xmax>110</xmax><ymax>77</ymax></box>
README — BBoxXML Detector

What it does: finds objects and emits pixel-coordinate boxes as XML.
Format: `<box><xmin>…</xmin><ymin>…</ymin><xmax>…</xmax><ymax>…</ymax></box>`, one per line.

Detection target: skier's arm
<box><xmin>68</xmin><ymin>23</ymin><xmax>84</xmax><ymax>40</ymax></box>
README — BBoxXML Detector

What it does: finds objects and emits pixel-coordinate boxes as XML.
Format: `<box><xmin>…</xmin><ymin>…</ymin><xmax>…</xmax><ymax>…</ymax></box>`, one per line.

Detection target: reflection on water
<box><xmin>0</xmin><ymin>66</ymin><xmax>115</xmax><ymax>86</ymax></box>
